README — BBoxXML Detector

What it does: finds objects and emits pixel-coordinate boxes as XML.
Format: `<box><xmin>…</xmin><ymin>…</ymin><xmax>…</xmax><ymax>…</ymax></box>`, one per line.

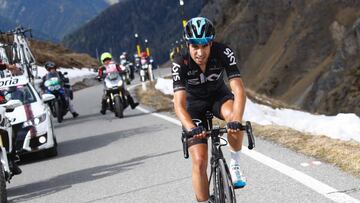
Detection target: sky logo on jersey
<box><xmin>172</xmin><ymin>63</ymin><xmax>181</xmax><ymax>81</ymax></box>
<box><xmin>224</xmin><ymin>48</ymin><xmax>237</xmax><ymax>66</ymax></box>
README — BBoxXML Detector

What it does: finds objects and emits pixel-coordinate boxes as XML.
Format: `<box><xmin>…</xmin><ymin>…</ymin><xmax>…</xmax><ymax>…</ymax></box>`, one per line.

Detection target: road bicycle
<box><xmin>182</xmin><ymin>111</ymin><xmax>255</xmax><ymax>203</ymax></box>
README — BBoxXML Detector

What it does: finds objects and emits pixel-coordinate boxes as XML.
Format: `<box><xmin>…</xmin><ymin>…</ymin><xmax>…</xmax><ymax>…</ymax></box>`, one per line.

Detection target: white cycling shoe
<box><xmin>230</xmin><ymin>163</ymin><xmax>247</xmax><ymax>189</ymax></box>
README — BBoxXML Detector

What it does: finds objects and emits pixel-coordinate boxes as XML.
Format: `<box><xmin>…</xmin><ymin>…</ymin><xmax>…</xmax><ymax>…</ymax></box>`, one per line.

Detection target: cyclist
<box><xmin>41</xmin><ymin>61</ymin><xmax>79</xmax><ymax>118</ymax></box>
<box><xmin>172</xmin><ymin>17</ymin><xmax>247</xmax><ymax>202</ymax></box>
<box><xmin>97</xmin><ymin>52</ymin><xmax>139</xmax><ymax>114</ymax></box>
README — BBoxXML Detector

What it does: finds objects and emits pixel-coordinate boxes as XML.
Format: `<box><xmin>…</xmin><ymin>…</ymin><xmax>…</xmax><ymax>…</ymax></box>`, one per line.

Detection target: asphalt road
<box><xmin>6</xmin><ymin>69</ymin><xmax>360</xmax><ymax>202</ymax></box>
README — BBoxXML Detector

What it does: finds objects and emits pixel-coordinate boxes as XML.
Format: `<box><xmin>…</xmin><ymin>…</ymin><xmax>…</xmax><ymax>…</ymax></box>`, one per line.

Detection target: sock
<box><xmin>230</xmin><ymin>150</ymin><xmax>241</xmax><ymax>166</ymax></box>
<box><xmin>198</xmin><ymin>200</ymin><xmax>209</xmax><ymax>203</ymax></box>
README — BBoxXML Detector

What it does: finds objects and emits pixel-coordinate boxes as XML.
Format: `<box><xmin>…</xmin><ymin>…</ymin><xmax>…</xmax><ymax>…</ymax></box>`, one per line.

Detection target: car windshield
<box><xmin>0</xmin><ymin>84</ymin><xmax>36</xmax><ymax>105</ymax></box>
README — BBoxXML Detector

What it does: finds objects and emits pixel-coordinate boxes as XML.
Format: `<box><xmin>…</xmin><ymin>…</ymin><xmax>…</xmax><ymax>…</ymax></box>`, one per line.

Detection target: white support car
<box><xmin>0</xmin><ymin>76</ymin><xmax>58</xmax><ymax>157</ymax></box>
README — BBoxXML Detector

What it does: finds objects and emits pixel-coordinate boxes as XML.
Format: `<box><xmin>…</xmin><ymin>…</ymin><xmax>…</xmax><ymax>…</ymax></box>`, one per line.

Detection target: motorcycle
<box><xmin>103</xmin><ymin>72</ymin><xmax>129</xmax><ymax>118</ymax></box>
<box><xmin>44</xmin><ymin>73</ymin><xmax>68</xmax><ymax>123</ymax></box>
<box><xmin>0</xmin><ymin>100</ymin><xmax>23</xmax><ymax>202</ymax></box>
<box><xmin>139</xmin><ymin>58</ymin><xmax>149</xmax><ymax>82</ymax></box>
<box><xmin>139</xmin><ymin>58</ymin><xmax>155</xmax><ymax>82</ymax></box>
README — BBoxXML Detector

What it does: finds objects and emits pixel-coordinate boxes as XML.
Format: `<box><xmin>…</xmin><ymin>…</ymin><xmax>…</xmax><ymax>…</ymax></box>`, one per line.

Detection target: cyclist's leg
<box><xmin>186</xmin><ymin>100</ymin><xmax>211</xmax><ymax>202</ymax></box>
<box><xmin>212</xmin><ymin>89</ymin><xmax>244</xmax><ymax>151</ymax></box>
<box><xmin>213</xmin><ymin>89</ymin><xmax>246</xmax><ymax>187</ymax></box>
<box><xmin>189</xmin><ymin>140</ymin><xmax>209</xmax><ymax>202</ymax></box>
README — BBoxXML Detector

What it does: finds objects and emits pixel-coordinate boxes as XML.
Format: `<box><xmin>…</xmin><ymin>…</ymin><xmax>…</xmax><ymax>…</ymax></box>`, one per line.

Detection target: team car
<box><xmin>0</xmin><ymin>76</ymin><xmax>58</xmax><ymax>157</ymax></box>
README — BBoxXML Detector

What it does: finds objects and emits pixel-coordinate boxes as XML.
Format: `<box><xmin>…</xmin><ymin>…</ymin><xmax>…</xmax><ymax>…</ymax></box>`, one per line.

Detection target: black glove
<box><xmin>227</xmin><ymin>121</ymin><xmax>242</xmax><ymax>131</ymax></box>
<box><xmin>187</xmin><ymin>126</ymin><xmax>205</xmax><ymax>137</ymax></box>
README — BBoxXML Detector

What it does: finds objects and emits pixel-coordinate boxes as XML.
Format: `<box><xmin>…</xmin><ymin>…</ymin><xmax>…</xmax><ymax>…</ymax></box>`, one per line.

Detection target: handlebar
<box><xmin>182</xmin><ymin>122</ymin><xmax>255</xmax><ymax>159</ymax></box>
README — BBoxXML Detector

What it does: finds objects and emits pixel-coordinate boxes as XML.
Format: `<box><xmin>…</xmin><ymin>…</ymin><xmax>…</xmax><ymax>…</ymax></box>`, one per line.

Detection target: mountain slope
<box><xmin>0</xmin><ymin>15</ymin><xmax>16</xmax><ymax>31</ymax></box>
<box><xmin>200</xmin><ymin>0</ymin><xmax>360</xmax><ymax>116</ymax></box>
<box><xmin>62</xmin><ymin>0</ymin><xmax>204</xmax><ymax>63</ymax></box>
<box><xmin>0</xmin><ymin>0</ymin><xmax>111</xmax><ymax>41</ymax></box>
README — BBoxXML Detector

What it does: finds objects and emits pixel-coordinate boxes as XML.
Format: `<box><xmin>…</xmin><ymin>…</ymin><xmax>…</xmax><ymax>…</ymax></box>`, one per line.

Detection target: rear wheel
<box><xmin>0</xmin><ymin>163</ymin><xmax>7</xmax><ymax>203</ymax></box>
<box><xmin>114</xmin><ymin>96</ymin><xmax>124</xmax><ymax>118</ymax></box>
<box><xmin>214</xmin><ymin>159</ymin><xmax>236</xmax><ymax>203</ymax></box>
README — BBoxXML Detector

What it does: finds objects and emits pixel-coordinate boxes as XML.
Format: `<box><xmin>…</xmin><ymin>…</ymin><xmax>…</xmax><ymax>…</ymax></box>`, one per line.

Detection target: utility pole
<box><xmin>179</xmin><ymin>0</ymin><xmax>186</xmax><ymax>28</ymax></box>
<box><xmin>134</xmin><ymin>33</ymin><xmax>141</xmax><ymax>56</ymax></box>
<box><xmin>144</xmin><ymin>39</ymin><xmax>151</xmax><ymax>57</ymax></box>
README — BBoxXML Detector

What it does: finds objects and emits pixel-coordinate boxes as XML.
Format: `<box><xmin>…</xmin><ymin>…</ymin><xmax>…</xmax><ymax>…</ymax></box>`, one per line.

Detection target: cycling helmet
<box><xmin>100</xmin><ymin>52</ymin><xmax>112</xmax><ymax>63</ymax></box>
<box><xmin>183</xmin><ymin>17</ymin><xmax>215</xmax><ymax>45</ymax></box>
<box><xmin>120</xmin><ymin>55</ymin><xmax>126</xmax><ymax>60</ymax></box>
<box><xmin>44</xmin><ymin>61</ymin><xmax>56</xmax><ymax>70</ymax></box>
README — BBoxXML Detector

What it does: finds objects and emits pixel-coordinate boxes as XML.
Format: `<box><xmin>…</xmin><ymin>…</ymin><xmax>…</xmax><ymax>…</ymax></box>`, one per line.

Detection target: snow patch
<box><xmin>36</xmin><ymin>66</ymin><xmax>97</xmax><ymax>85</ymax></box>
<box><xmin>154</xmin><ymin>78</ymin><xmax>360</xmax><ymax>143</ymax></box>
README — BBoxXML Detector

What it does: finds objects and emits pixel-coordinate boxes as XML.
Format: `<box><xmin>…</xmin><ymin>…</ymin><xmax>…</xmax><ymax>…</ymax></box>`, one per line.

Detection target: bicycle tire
<box><xmin>214</xmin><ymin>159</ymin><xmax>236</xmax><ymax>203</ymax></box>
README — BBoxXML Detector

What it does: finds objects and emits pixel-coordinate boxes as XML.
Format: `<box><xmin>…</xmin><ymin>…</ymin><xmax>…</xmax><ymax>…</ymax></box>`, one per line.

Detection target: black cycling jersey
<box><xmin>172</xmin><ymin>42</ymin><xmax>241</xmax><ymax>100</ymax></box>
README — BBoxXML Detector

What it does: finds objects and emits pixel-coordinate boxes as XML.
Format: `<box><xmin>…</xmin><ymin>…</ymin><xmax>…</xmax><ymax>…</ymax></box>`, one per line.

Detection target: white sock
<box><xmin>198</xmin><ymin>200</ymin><xmax>209</xmax><ymax>203</ymax></box>
<box><xmin>230</xmin><ymin>150</ymin><xmax>241</xmax><ymax>166</ymax></box>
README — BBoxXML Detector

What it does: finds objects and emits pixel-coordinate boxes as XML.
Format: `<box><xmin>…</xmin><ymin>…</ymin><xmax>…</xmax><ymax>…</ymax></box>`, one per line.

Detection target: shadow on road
<box><xmin>19</xmin><ymin>124</ymin><xmax>169</xmax><ymax>165</ymax></box>
<box><xmin>8</xmin><ymin>150</ymin><xmax>179</xmax><ymax>202</ymax></box>
<box><xmin>86</xmin><ymin>175</ymin><xmax>191</xmax><ymax>203</ymax></box>
<box><xmin>53</xmin><ymin>110</ymin><xmax>151</xmax><ymax>129</ymax></box>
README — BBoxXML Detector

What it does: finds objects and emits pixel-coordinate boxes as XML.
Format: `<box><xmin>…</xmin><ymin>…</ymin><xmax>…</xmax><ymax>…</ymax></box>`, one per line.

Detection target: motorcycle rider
<box><xmin>119</xmin><ymin>53</ymin><xmax>134</xmax><ymax>81</ymax></box>
<box><xmin>0</xmin><ymin>91</ymin><xmax>22</xmax><ymax>175</ymax></box>
<box><xmin>97</xmin><ymin>52</ymin><xmax>139</xmax><ymax>115</ymax></box>
<box><xmin>40</xmin><ymin>61</ymin><xmax>79</xmax><ymax>118</ymax></box>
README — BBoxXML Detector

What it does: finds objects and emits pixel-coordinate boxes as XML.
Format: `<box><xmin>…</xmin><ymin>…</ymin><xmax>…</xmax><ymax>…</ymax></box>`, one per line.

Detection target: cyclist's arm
<box><xmin>219</xmin><ymin>43</ymin><xmax>246</xmax><ymax>122</ymax></box>
<box><xmin>172</xmin><ymin>57</ymin><xmax>196</xmax><ymax>131</ymax></box>
<box><xmin>229</xmin><ymin>77</ymin><xmax>246</xmax><ymax>122</ymax></box>
<box><xmin>173</xmin><ymin>90</ymin><xmax>195</xmax><ymax>130</ymax></box>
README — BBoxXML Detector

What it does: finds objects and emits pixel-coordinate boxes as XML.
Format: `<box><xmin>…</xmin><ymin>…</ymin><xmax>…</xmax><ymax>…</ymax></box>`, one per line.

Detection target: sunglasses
<box><xmin>187</xmin><ymin>37</ymin><xmax>213</xmax><ymax>45</ymax></box>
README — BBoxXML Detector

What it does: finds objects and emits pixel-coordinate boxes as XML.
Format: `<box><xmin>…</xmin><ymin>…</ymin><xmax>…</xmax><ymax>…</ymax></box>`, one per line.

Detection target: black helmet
<box><xmin>44</xmin><ymin>61</ymin><xmax>56</xmax><ymax>70</ymax></box>
<box><xmin>183</xmin><ymin>17</ymin><xmax>215</xmax><ymax>45</ymax></box>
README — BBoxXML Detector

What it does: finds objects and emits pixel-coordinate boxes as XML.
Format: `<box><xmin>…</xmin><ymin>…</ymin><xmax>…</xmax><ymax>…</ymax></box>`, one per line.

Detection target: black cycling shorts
<box><xmin>184</xmin><ymin>87</ymin><xmax>234</xmax><ymax>146</ymax></box>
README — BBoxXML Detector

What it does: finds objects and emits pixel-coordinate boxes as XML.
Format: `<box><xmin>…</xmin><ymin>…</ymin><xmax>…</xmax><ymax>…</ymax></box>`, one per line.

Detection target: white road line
<box><xmin>136</xmin><ymin>106</ymin><xmax>360</xmax><ymax>203</ymax></box>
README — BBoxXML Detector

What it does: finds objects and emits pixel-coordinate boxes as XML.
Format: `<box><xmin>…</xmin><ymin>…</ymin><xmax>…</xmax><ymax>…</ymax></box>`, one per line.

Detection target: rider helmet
<box><xmin>100</xmin><ymin>52</ymin><xmax>112</xmax><ymax>64</ymax></box>
<box><xmin>44</xmin><ymin>61</ymin><xmax>56</xmax><ymax>70</ymax></box>
<box><xmin>183</xmin><ymin>17</ymin><xmax>215</xmax><ymax>45</ymax></box>
<box><xmin>140</xmin><ymin>52</ymin><xmax>148</xmax><ymax>58</ymax></box>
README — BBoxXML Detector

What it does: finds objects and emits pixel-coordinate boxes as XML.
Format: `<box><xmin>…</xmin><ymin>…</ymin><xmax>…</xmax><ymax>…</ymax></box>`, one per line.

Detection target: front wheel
<box><xmin>0</xmin><ymin>163</ymin><xmax>7</xmax><ymax>203</ymax></box>
<box><xmin>214</xmin><ymin>159</ymin><xmax>236</xmax><ymax>203</ymax></box>
<box><xmin>55</xmin><ymin>100</ymin><xmax>63</xmax><ymax>123</ymax></box>
<box><xmin>114</xmin><ymin>96</ymin><xmax>124</xmax><ymax>118</ymax></box>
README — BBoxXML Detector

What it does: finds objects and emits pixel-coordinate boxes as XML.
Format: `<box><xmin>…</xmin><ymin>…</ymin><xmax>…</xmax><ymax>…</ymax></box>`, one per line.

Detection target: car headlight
<box><xmin>23</xmin><ymin>113</ymin><xmax>47</xmax><ymax>127</ymax></box>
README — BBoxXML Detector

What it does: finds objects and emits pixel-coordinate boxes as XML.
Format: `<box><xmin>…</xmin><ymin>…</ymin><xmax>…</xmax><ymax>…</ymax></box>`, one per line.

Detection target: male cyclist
<box><xmin>172</xmin><ymin>17</ymin><xmax>247</xmax><ymax>203</ymax></box>
<box><xmin>97</xmin><ymin>52</ymin><xmax>139</xmax><ymax>114</ymax></box>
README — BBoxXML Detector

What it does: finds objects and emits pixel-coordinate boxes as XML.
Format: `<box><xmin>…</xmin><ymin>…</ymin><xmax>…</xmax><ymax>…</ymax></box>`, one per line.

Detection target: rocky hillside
<box><xmin>0</xmin><ymin>35</ymin><xmax>98</xmax><ymax>68</ymax></box>
<box><xmin>62</xmin><ymin>0</ymin><xmax>204</xmax><ymax>63</ymax></box>
<box><xmin>29</xmin><ymin>39</ymin><xmax>99</xmax><ymax>68</ymax></box>
<box><xmin>201</xmin><ymin>0</ymin><xmax>360</xmax><ymax>116</ymax></box>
